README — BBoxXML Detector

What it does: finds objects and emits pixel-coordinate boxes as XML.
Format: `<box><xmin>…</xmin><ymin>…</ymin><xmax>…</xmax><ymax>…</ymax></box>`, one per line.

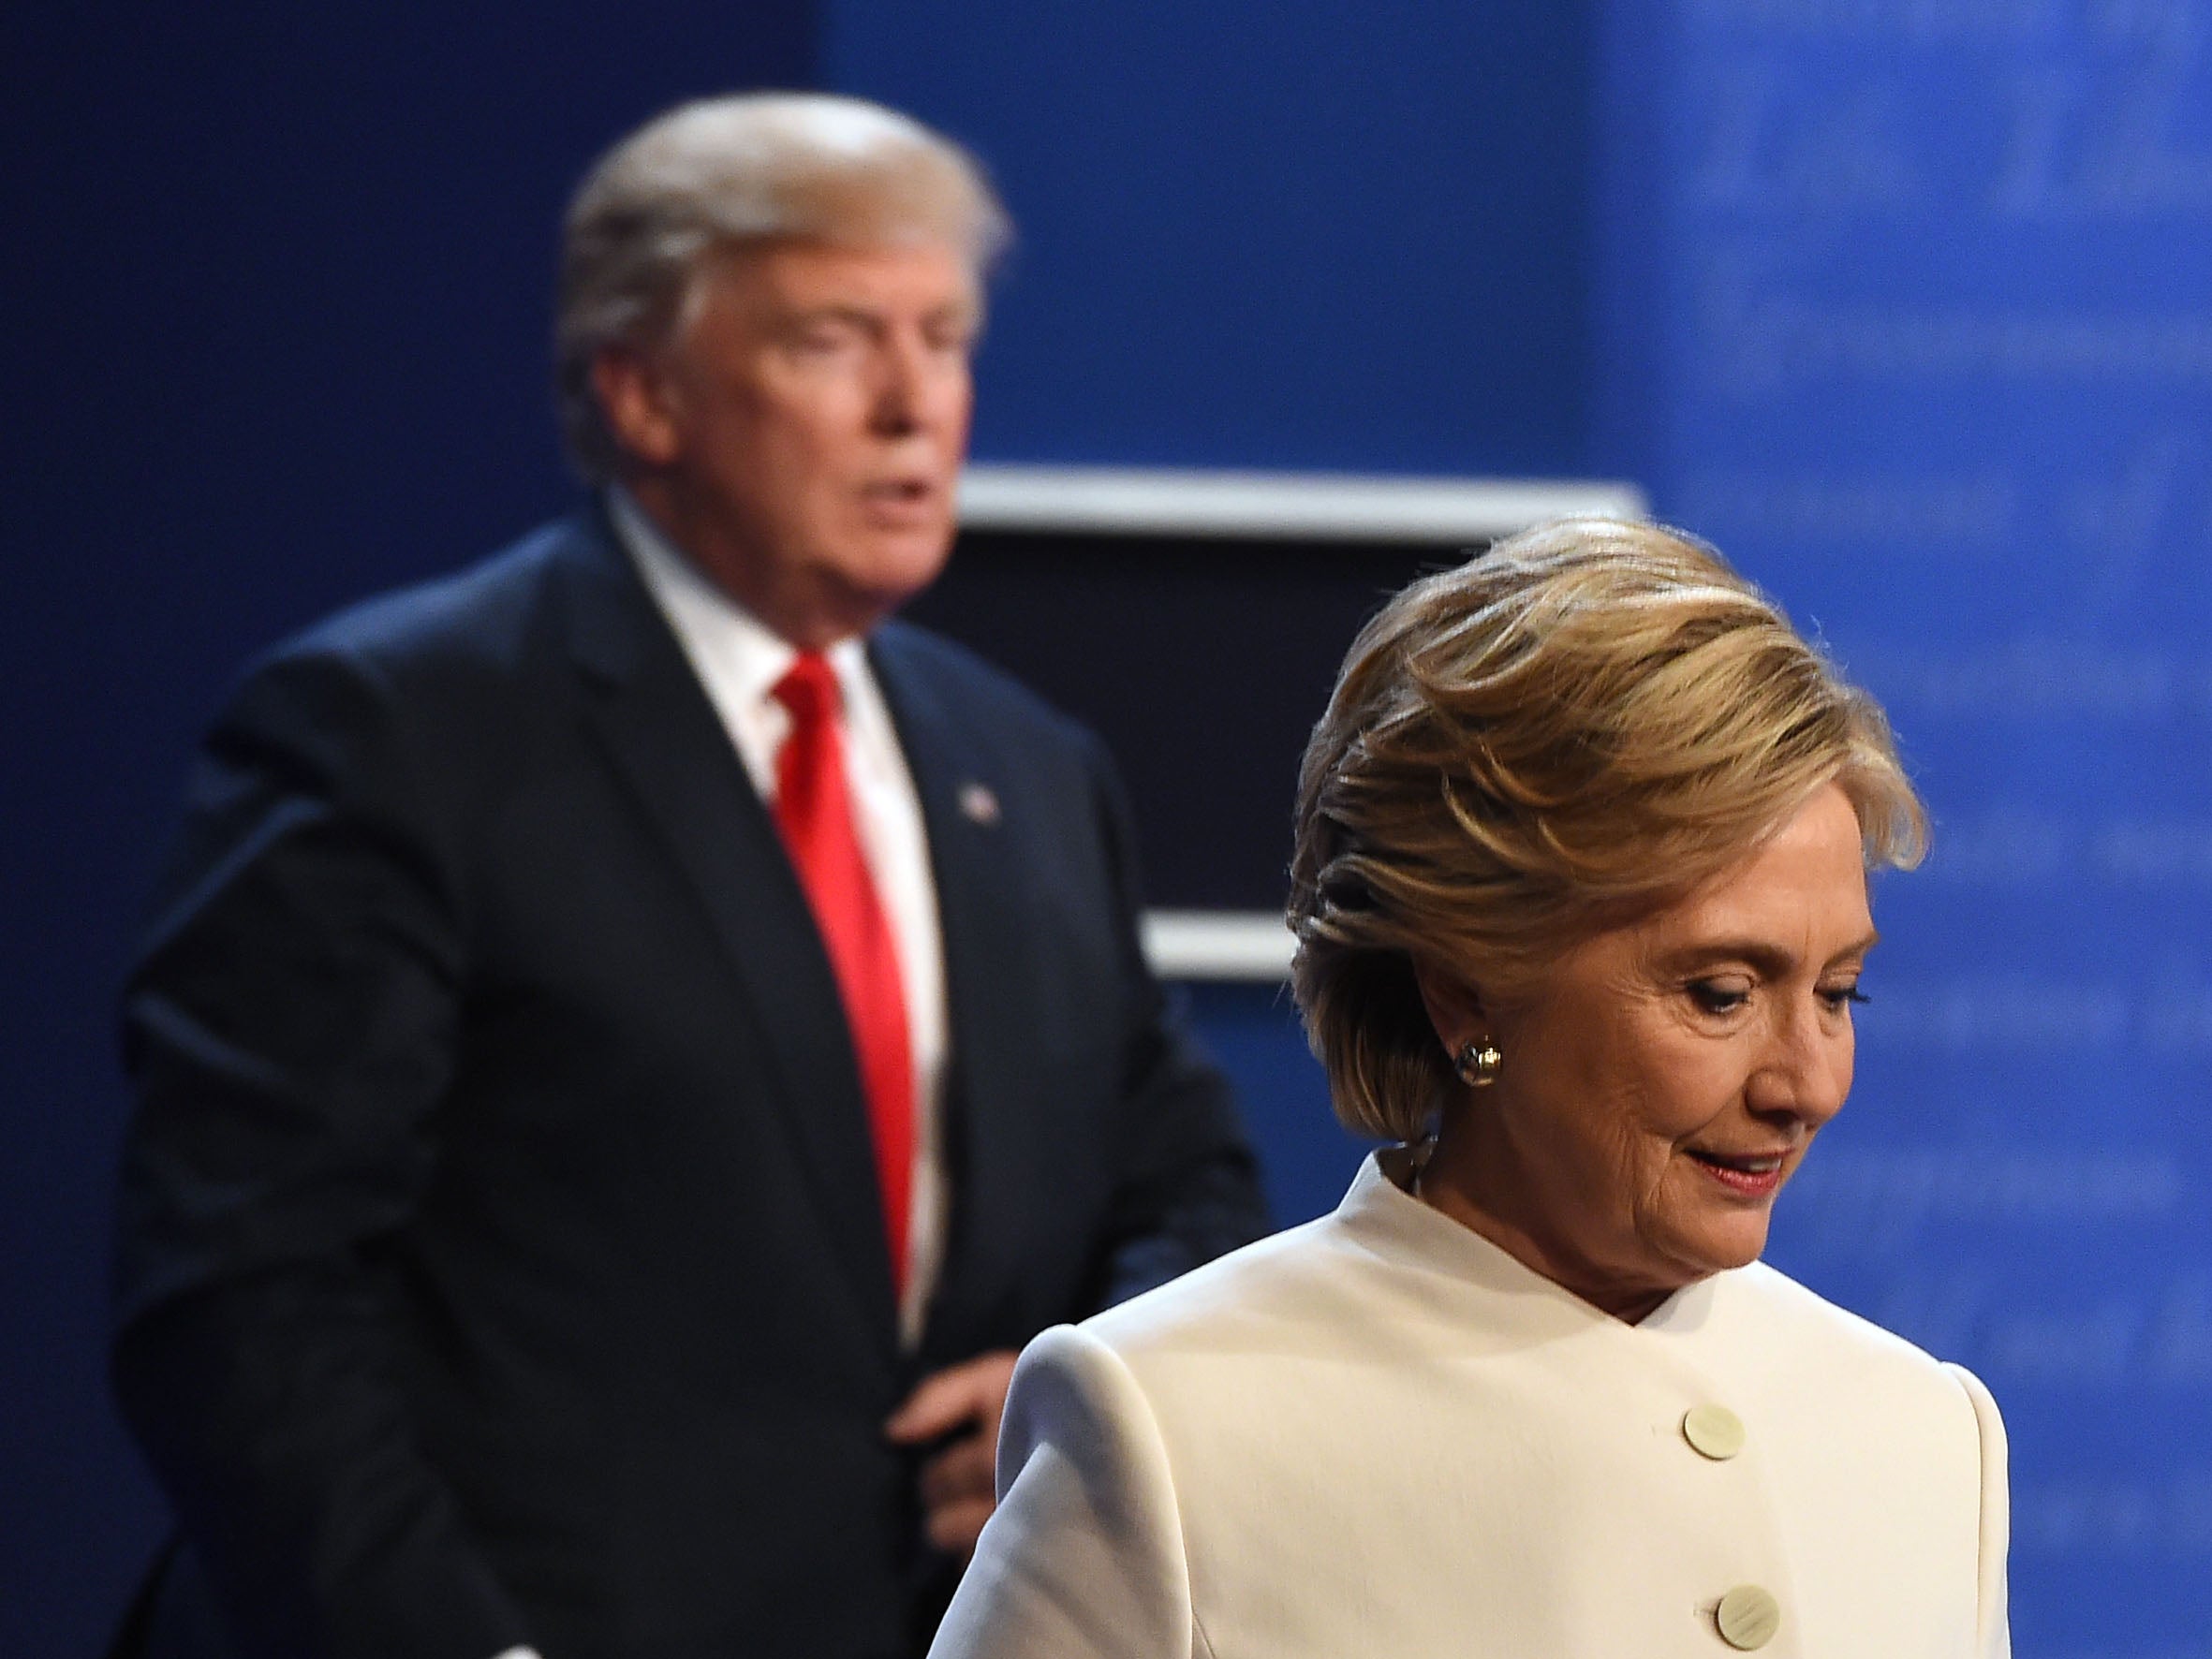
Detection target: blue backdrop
<box><xmin>836</xmin><ymin>6</ymin><xmax>2212</xmax><ymax>1651</ymax></box>
<box><xmin>7</xmin><ymin>4</ymin><xmax>2206</xmax><ymax>1654</ymax></box>
<box><xmin>1603</xmin><ymin>9</ymin><xmax>2212</xmax><ymax>1648</ymax></box>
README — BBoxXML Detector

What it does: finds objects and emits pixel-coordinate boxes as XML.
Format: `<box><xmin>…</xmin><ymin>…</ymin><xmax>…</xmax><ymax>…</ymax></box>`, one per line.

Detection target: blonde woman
<box><xmin>932</xmin><ymin>520</ymin><xmax>2008</xmax><ymax>1657</ymax></box>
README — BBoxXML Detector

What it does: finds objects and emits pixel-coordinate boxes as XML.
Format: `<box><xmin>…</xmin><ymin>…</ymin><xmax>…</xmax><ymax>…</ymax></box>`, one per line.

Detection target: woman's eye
<box><xmin>1688</xmin><ymin>981</ymin><xmax>1750</xmax><ymax>1015</ymax></box>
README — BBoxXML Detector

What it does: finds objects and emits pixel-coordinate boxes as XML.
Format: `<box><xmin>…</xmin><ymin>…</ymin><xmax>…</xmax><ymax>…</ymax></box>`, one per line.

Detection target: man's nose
<box><xmin>869</xmin><ymin>334</ymin><xmax>962</xmax><ymax>435</ymax></box>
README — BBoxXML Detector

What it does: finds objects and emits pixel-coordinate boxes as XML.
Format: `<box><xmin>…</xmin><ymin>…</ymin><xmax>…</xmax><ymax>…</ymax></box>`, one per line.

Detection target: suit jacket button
<box><xmin>1715</xmin><ymin>1584</ymin><xmax>1781</xmax><ymax>1650</ymax></box>
<box><xmin>1683</xmin><ymin>1402</ymin><xmax>1746</xmax><ymax>1461</ymax></box>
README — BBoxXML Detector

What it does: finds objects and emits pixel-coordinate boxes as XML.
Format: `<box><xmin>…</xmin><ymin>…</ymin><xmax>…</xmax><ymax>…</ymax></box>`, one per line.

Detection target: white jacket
<box><xmin>934</xmin><ymin>1149</ymin><xmax>2009</xmax><ymax>1658</ymax></box>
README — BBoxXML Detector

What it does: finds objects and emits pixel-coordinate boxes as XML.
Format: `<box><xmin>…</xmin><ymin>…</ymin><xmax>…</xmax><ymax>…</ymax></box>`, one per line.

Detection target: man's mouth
<box><xmin>860</xmin><ymin>477</ymin><xmax>936</xmax><ymax>507</ymax></box>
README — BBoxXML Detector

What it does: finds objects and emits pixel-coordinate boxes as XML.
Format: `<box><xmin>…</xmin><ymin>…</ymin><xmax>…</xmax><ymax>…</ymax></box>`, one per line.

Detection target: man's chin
<box><xmin>844</xmin><ymin>536</ymin><xmax>955</xmax><ymax>612</ymax></box>
<box><xmin>791</xmin><ymin>556</ymin><xmax>949</xmax><ymax>645</ymax></box>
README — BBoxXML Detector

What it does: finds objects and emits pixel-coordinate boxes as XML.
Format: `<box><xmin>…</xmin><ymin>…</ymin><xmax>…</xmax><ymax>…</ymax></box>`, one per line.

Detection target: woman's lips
<box><xmin>1685</xmin><ymin>1148</ymin><xmax>1788</xmax><ymax>1198</ymax></box>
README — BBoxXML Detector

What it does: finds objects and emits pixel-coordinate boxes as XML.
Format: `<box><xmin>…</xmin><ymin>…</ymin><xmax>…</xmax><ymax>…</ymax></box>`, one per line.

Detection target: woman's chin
<box><xmin>1652</xmin><ymin>1207</ymin><xmax>1776</xmax><ymax>1283</ymax></box>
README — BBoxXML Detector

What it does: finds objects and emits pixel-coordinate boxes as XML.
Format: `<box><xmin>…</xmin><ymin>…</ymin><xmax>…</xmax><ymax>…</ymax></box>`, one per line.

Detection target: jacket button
<box><xmin>1682</xmin><ymin>1403</ymin><xmax>1746</xmax><ymax>1461</ymax></box>
<box><xmin>1715</xmin><ymin>1584</ymin><xmax>1781</xmax><ymax>1650</ymax></box>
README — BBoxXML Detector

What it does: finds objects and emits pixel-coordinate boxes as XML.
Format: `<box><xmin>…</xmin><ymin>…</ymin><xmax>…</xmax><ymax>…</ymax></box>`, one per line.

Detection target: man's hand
<box><xmin>883</xmin><ymin>1350</ymin><xmax>1020</xmax><ymax>1556</ymax></box>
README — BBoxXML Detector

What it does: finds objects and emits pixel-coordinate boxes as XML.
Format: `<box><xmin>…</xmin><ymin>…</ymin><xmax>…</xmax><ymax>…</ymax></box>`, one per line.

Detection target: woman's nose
<box><xmin>1747</xmin><ymin>1002</ymin><xmax>1853</xmax><ymax>1127</ymax></box>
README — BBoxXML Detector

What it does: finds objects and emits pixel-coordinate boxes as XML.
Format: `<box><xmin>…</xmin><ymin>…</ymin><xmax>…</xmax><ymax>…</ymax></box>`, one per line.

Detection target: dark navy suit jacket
<box><xmin>111</xmin><ymin>508</ymin><xmax>1267</xmax><ymax>1659</ymax></box>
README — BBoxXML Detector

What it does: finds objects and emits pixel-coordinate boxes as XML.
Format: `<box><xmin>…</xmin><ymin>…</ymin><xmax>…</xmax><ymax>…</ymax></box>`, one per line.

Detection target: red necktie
<box><xmin>772</xmin><ymin>652</ymin><xmax>915</xmax><ymax>1299</ymax></box>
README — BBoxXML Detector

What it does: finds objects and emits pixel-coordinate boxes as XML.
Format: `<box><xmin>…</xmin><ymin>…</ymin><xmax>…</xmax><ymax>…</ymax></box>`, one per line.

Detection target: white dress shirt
<box><xmin>611</xmin><ymin>487</ymin><xmax>951</xmax><ymax>1351</ymax></box>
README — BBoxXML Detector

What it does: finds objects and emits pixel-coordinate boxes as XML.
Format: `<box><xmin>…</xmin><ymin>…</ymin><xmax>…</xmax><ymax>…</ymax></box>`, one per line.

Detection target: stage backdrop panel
<box><xmin>845</xmin><ymin>7</ymin><xmax>2212</xmax><ymax>1651</ymax></box>
<box><xmin>1591</xmin><ymin>7</ymin><xmax>2212</xmax><ymax>1652</ymax></box>
<box><xmin>825</xmin><ymin>0</ymin><xmax>1597</xmax><ymax>475</ymax></box>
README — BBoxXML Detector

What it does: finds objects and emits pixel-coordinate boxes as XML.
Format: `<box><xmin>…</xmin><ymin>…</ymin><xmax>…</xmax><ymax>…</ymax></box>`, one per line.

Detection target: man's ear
<box><xmin>1410</xmin><ymin>959</ymin><xmax>1487</xmax><ymax>1053</ymax></box>
<box><xmin>590</xmin><ymin>345</ymin><xmax>683</xmax><ymax>470</ymax></box>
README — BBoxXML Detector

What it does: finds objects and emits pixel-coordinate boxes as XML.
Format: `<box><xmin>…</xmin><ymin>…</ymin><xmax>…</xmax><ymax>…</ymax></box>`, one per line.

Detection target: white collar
<box><xmin>1340</xmin><ymin>1148</ymin><xmax>1720</xmax><ymax>1338</ymax></box>
<box><xmin>606</xmin><ymin>485</ymin><xmax>871</xmax><ymax>706</ymax></box>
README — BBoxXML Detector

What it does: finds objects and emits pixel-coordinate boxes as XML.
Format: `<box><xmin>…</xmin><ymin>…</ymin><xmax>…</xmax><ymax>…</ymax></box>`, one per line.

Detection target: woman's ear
<box><xmin>1410</xmin><ymin>959</ymin><xmax>1487</xmax><ymax>1053</ymax></box>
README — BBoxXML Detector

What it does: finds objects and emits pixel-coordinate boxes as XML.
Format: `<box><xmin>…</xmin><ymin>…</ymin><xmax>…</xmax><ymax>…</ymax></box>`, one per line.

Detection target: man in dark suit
<box><xmin>111</xmin><ymin>93</ymin><xmax>1266</xmax><ymax>1659</ymax></box>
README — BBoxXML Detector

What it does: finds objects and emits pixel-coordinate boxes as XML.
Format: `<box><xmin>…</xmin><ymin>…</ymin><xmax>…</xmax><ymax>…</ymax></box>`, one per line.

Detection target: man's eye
<box><xmin>1820</xmin><ymin>984</ymin><xmax>1870</xmax><ymax>1012</ymax></box>
<box><xmin>1688</xmin><ymin>981</ymin><xmax>1749</xmax><ymax>1015</ymax></box>
<box><xmin>789</xmin><ymin>324</ymin><xmax>860</xmax><ymax>353</ymax></box>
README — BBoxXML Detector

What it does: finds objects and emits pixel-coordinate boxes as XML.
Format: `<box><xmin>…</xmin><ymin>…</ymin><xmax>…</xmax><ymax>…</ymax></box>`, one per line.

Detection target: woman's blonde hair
<box><xmin>1287</xmin><ymin>517</ymin><xmax>1925</xmax><ymax>1142</ymax></box>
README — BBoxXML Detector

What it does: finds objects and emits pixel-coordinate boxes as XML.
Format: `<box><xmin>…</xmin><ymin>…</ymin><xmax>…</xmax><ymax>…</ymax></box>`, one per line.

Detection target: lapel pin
<box><xmin>957</xmin><ymin>782</ymin><xmax>1001</xmax><ymax>827</ymax></box>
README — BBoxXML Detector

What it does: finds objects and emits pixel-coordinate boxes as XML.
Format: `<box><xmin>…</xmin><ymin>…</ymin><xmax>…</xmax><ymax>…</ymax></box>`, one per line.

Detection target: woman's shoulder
<box><xmin>1078</xmin><ymin>1209</ymin><xmax>1378</xmax><ymax>1361</ymax></box>
<box><xmin>992</xmin><ymin>1220</ymin><xmax>1372</xmax><ymax>1491</ymax></box>
<box><xmin>1722</xmin><ymin>1259</ymin><xmax>1935</xmax><ymax>1360</ymax></box>
<box><xmin>1717</xmin><ymin>1259</ymin><xmax>1994</xmax><ymax>1413</ymax></box>
<box><xmin>1077</xmin><ymin>1148</ymin><xmax>1552</xmax><ymax>1370</ymax></box>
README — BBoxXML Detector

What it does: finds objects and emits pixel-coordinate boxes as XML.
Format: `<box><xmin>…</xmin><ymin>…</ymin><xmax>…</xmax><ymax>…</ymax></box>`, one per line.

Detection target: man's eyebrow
<box><xmin>779</xmin><ymin>301</ymin><xmax>977</xmax><ymax>331</ymax></box>
<box><xmin>782</xmin><ymin>303</ymin><xmax>880</xmax><ymax>328</ymax></box>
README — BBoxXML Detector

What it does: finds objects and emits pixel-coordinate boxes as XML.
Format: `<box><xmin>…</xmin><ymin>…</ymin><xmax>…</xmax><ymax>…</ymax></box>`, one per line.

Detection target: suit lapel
<box><xmin>870</xmin><ymin>627</ymin><xmax>1046</xmax><ymax>1356</ymax></box>
<box><xmin>555</xmin><ymin>517</ymin><xmax>900</xmax><ymax>1348</ymax></box>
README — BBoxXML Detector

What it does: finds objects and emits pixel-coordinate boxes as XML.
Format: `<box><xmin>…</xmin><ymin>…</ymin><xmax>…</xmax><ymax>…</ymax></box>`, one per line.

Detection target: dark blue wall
<box><xmin>827</xmin><ymin>0</ymin><xmax>1595</xmax><ymax>475</ymax></box>
<box><xmin>4</xmin><ymin>7</ymin><xmax>814</xmax><ymax>1652</ymax></box>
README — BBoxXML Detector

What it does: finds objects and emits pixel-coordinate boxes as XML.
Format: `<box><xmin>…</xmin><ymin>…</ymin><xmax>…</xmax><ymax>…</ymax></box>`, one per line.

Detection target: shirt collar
<box><xmin>607</xmin><ymin>484</ymin><xmax>869</xmax><ymax>709</ymax></box>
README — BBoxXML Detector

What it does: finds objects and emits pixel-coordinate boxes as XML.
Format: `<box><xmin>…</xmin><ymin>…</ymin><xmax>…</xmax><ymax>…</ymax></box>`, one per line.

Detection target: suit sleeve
<box><xmin>1942</xmin><ymin>1361</ymin><xmax>2012</xmax><ymax>1659</ymax></box>
<box><xmin>111</xmin><ymin>641</ymin><xmax>532</xmax><ymax>1659</ymax></box>
<box><xmin>930</xmin><ymin>1327</ymin><xmax>1202</xmax><ymax>1659</ymax></box>
<box><xmin>1077</xmin><ymin>732</ymin><xmax>1271</xmax><ymax>1308</ymax></box>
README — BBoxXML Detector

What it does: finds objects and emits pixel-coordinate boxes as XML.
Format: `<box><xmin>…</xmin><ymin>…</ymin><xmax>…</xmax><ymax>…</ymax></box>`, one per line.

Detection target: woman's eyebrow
<box><xmin>1654</xmin><ymin>932</ymin><xmax>1880</xmax><ymax>976</ymax></box>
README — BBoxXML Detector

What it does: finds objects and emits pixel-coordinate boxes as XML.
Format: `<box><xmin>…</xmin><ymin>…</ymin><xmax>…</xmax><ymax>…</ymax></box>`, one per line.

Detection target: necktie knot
<box><xmin>773</xmin><ymin>651</ymin><xmax>840</xmax><ymax>727</ymax></box>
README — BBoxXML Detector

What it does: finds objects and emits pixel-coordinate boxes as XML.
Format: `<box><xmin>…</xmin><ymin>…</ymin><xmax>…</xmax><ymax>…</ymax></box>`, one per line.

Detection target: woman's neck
<box><xmin>1412</xmin><ymin>1128</ymin><xmax>1681</xmax><ymax>1327</ymax></box>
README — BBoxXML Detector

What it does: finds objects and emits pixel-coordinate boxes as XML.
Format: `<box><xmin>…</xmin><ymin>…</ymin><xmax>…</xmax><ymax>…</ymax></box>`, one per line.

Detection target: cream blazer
<box><xmin>933</xmin><ymin>1150</ymin><xmax>2009</xmax><ymax>1658</ymax></box>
